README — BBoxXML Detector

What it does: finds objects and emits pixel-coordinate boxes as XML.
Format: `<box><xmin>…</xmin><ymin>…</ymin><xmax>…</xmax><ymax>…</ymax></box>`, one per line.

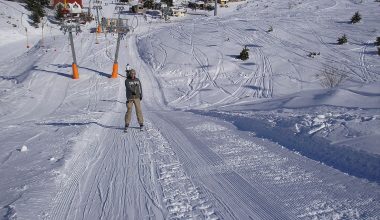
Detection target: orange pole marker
<box><xmin>111</xmin><ymin>63</ymin><xmax>118</xmax><ymax>78</ymax></box>
<box><xmin>97</xmin><ymin>25</ymin><xmax>102</xmax><ymax>33</ymax></box>
<box><xmin>72</xmin><ymin>63</ymin><xmax>79</xmax><ymax>79</ymax></box>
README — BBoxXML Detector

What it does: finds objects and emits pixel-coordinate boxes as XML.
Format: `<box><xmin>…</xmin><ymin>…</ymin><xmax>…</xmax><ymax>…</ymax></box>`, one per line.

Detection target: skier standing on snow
<box><xmin>124</xmin><ymin>68</ymin><xmax>144</xmax><ymax>132</ymax></box>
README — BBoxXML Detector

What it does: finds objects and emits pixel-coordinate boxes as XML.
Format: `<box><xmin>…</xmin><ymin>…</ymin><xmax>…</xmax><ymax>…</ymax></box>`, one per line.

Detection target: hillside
<box><xmin>0</xmin><ymin>0</ymin><xmax>379</xmax><ymax>219</ymax></box>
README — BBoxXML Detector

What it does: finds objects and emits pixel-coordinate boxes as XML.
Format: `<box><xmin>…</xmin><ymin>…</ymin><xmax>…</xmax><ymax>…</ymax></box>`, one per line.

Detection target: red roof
<box><xmin>52</xmin><ymin>0</ymin><xmax>83</xmax><ymax>8</ymax></box>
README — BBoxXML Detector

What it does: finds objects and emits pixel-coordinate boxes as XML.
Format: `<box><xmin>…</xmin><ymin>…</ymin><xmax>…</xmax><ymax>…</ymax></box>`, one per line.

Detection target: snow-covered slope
<box><xmin>0</xmin><ymin>0</ymin><xmax>379</xmax><ymax>219</ymax></box>
<box><xmin>138</xmin><ymin>0</ymin><xmax>380</xmax><ymax>182</ymax></box>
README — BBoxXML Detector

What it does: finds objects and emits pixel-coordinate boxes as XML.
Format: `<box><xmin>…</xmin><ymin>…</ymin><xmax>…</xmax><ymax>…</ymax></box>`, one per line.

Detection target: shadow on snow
<box><xmin>37</xmin><ymin>121</ymin><xmax>126</xmax><ymax>130</ymax></box>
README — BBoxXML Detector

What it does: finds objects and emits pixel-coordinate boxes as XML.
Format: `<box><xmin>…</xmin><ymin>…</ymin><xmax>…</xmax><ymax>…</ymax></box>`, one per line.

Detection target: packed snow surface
<box><xmin>0</xmin><ymin>0</ymin><xmax>379</xmax><ymax>219</ymax></box>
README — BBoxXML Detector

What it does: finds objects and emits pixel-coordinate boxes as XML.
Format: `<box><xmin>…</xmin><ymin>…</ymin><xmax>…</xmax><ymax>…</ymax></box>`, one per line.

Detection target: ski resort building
<box><xmin>218</xmin><ymin>0</ymin><xmax>229</xmax><ymax>7</ymax></box>
<box><xmin>170</xmin><ymin>6</ymin><xmax>187</xmax><ymax>17</ymax></box>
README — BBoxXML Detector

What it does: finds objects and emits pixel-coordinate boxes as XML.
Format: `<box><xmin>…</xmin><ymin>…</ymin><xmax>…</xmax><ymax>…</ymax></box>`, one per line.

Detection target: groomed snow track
<box><xmin>0</xmin><ymin>0</ymin><xmax>379</xmax><ymax>219</ymax></box>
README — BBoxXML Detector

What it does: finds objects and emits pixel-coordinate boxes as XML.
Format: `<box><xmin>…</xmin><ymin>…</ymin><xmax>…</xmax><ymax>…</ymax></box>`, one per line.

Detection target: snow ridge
<box><xmin>196</xmin><ymin>110</ymin><xmax>380</xmax><ymax>183</ymax></box>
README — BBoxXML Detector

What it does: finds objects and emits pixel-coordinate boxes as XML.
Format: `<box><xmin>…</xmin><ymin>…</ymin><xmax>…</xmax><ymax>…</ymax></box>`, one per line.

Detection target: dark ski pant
<box><xmin>125</xmin><ymin>98</ymin><xmax>144</xmax><ymax>126</ymax></box>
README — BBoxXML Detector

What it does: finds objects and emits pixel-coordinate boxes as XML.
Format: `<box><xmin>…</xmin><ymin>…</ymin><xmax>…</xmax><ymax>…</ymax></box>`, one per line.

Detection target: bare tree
<box><xmin>316</xmin><ymin>65</ymin><xmax>347</xmax><ymax>88</ymax></box>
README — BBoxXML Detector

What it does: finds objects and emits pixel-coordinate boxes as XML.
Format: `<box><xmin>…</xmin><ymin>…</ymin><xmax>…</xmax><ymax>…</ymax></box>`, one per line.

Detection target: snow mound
<box><xmin>223</xmin><ymin>82</ymin><xmax>380</xmax><ymax>111</ymax></box>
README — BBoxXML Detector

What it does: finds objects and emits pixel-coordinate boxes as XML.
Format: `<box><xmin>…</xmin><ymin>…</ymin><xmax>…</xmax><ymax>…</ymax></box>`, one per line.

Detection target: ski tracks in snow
<box><xmin>149</xmin><ymin>111</ymin><xmax>296</xmax><ymax>219</ymax></box>
<box><xmin>143</xmin><ymin>120</ymin><xmax>219</xmax><ymax>219</ymax></box>
<box><xmin>170</xmin><ymin>111</ymin><xmax>380</xmax><ymax>219</ymax></box>
<box><xmin>45</xmin><ymin>32</ymin><xmax>220</xmax><ymax>219</ymax></box>
<box><xmin>164</xmin><ymin>22</ymin><xmax>232</xmax><ymax>107</ymax></box>
<box><xmin>3</xmin><ymin>3</ymin><xmax>379</xmax><ymax>218</ymax></box>
<box><xmin>46</xmin><ymin>81</ymin><xmax>164</xmax><ymax>219</ymax></box>
<box><xmin>215</xmin><ymin>21</ymin><xmax>274</xmax><ymax>104</ymax></box>
<box><xmin>166</xmin><ymin>18</ymin><xmax>276</xmax><ymax>108</ymax></box>
<box><xmin>306</xmin><ymin>22</ymin><xmax>377</xmax><ymax>82</ymax></box>
<box><xmin>46</xmin><ymin>105</ymin><xmax>219</xmax><ymax>219</ymax></box>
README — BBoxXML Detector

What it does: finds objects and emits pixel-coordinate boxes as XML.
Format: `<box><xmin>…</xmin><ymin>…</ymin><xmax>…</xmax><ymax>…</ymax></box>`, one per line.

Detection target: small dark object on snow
<box><xmin>238</xmin><ymin>46</ymin><xmax>249</xmax><ymax>61</ymax></box>
<box><xmin>337</xmin><ymin>34</ymin><xmax>347</xmax><ymax>45</ymax></box>
<box><xmin>307</xmin><ymin>52</ymin><xmax>320</xmax><ymax>58</ymax></box>
<box><xmin>351</xmin><ymin>11</ymin><xmax>361</xmax><ymax>24</ymax></box>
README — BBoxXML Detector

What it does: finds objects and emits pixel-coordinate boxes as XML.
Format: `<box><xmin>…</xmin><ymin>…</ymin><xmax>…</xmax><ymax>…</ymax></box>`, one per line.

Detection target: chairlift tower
<box><xmin>61</xmin><ymin>18</ymin><xmax>82</xmax><ymax>79</ymax></box>
<box><xmin>110</xmin><ymin>14</ymin><xmax>129</xmax><ymax>78</ymax></box>
<box><xmin>93</xmin><ymin>0</ymin><xmax>103</xmax><ymax>33</ymax></box>
<box><xmin>41</xmin><ymin>17</ymin><xmax>48</xmax><ymax>47</ymax></box>
<box><xmin>21</xmin><ymin>13</ymin><xmax>30</xmax><ymax>48</ymax></box>
<box><xmin>214</xmin><ymin>0</ymin><xmax>217</xmax><ymax>16</ymax></box>
<box><xmin>25</xmin><ymin>27</ymin><xmax>29</xmax><ymax>48</ymax></box>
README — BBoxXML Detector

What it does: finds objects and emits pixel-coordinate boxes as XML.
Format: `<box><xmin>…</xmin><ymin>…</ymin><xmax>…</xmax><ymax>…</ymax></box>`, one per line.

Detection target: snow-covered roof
<box><xmin>68</xmin><ymin>2</ymin><xmax>82</xmax><ymax>13</ymax></box>
<box><xmin>129</xmin><ymin>0</ymin><xmax>139</xmax><ymax>6</ymax></box>
<box><xmin>51</xmin><ymin>0</ymin><xmax>83</xmax><ymax>7</ymax></box>
<box><xmin>170</xmin><ymin>6</ymin><xmax>186</xmax><ymax>12</ymax></box>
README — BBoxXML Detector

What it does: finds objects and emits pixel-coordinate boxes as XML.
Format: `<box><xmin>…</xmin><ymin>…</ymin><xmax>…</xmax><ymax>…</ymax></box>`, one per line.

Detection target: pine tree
<box><xmin>37</xmin><ymin>6</ymin><xmax>45</xmax><ymax>17</ymax></box>
<box><xmin>239</xmin><ymin>46</ymin><xmax>249</xmax><ymax>60</ymax></box>
<box><xmin>40</xmin><ymin>0</ymin><xmax>50</xmax><ymax>6</ymax></box>
<box><xmin>351</xmin><ymin>11</ymin><xmax>361</xmax><ymax>24</ymax></box>
<box><xmin>337</xmin><ymin>34</ymin><xmax>348</xmax><ymax>45</ymax></box>
<box><xmin>162</xmin><ymin>0</ymin><xmax>173</xmax><ymax>7</ymax></box>
<box><xmin>55</xmin><ymin>4</ymin><xmax>64</xmax><ymax>20</ymax></box>
<box><xmin>143</xmin><ymin>0</ymin><xmax>154</xmax><ymax>9</ymax></box>
<box><xmin>25</xmin><ymin>0</ymin><xmax>45</xmax><ymax>26</ymax></box>
<box><xmin>30</xmin><ymin>10</ymin><xmax>41</xmax><ymax>25</ymax></box>
<box><xmin>25</xmin><ymin>0</ymin><xmax>35</xmax><ymax>11</ymax></box>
